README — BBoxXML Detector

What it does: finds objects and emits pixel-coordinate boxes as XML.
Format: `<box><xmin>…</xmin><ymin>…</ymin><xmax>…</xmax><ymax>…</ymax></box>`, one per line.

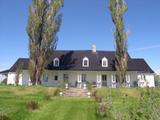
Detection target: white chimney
<box><xmin>92</xmin><ymin>44</ymin><xmax>96</xmax><ymax>53</ymax></box>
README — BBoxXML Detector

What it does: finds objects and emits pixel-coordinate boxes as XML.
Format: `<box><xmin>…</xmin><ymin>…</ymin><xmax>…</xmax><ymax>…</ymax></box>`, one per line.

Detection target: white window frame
<box><xmin>53</xmin><ymin>58</ymin><xmax>59</xmax><ymax>67</ymax></box>
<box><xmin>102</xmin><ymin>57</ymin><xmax>108</xmax><ymax>67</ymax></box>
<box><xmin>82</xmin><ymin>57</ymin><xmax>89</xmax><ymax>67</ymax></box>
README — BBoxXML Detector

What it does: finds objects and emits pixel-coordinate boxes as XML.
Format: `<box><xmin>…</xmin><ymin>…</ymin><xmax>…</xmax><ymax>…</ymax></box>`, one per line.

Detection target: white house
<box><xmin>2</xmin><ymin>45</ymin><xmax>155</xmax><ymax>88</ymax></box>
<box><xmin>0</xmin><ymin>70</ymin><xmax>9</xmax><ymax>84</ymax></box>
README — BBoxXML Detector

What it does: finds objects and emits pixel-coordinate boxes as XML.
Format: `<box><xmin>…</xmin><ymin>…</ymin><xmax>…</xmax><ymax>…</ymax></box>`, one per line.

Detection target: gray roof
<box><xmin>3</xmin><ymin>50</ymin><xmax>154</xmax><ymax>73</ymax></box>
<box><xmin>0</xmin><ymin>69</ymin><xmax>10</xmax><ymax>74</ymax></box>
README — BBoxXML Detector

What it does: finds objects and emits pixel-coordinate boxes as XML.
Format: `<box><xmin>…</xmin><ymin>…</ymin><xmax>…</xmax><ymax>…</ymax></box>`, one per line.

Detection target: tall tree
<box><xmin>109</xmin><ymin>0</ymin><xmax>128</xmax><ymax>86</ymax></box>
<box><xmin>27</xmin><ymin>0</ymin><xmax>63</xmax><ymax>85</ymax></box>
<box><xmin>15</xmin><ymin>63</ymin><xmax>23</xmax><ymax>86</ymax></box>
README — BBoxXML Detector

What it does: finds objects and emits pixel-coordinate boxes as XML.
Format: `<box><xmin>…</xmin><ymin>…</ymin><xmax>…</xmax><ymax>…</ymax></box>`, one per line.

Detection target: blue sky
<box><xmin>0</xmin><ymin>0</ymin><xmax>160</xmax><ymax>71</ymax></box>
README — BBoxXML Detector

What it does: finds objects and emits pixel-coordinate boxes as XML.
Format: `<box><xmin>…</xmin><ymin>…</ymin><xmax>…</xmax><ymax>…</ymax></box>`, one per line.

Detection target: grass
<box><xmin>0</xmin><ymin>85</ymin><xmax>160</xmax><ymax>120</ymax></box>
<box><xmin>96</xmin><ymin>87</ymin><xmax>160</xmax><ymax>119</ymax></box>
<box><xmin>0</xmin><ymin>85</ymin><xmax>100</xmax><ymax>120</ymax></box>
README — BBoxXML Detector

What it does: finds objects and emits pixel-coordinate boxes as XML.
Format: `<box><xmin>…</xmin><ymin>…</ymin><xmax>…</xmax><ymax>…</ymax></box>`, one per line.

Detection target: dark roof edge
<box><xmin>132</xmin><ymin>58</ymin><xmax>155</xmax><ymax>73</ymax></box>
<box><xmin>0</xmin><ymin>69</ymin><xmax>10</xmax><ymax>74</ymax></box>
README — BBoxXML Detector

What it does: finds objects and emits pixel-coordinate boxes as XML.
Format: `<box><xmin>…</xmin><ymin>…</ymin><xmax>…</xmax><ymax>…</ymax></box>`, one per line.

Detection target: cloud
<box><xmin>129</xmin><ymin>44</ymin><xmax>160</xmax><ymax>52</ymax></box>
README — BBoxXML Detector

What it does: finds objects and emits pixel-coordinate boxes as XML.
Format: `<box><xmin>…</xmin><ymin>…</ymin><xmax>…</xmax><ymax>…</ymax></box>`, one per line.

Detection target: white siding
<box><xmin>145</xmin><ymin>74</ymin><xmax>155</xmax><ymax>87</ymax></box>
<box><xmin>7</xmin><ymin>72</ymin><xmax>16</xmax><ymax>85</ymax></box>
<box><xmin>0</xmin><ymin>74</ymin><xmax>7</xmax><ymax>83</ymax></box>
<box><xmin>6</xmin><ymin>70</ymin><xmax>155</xmax><ymax>88</ymax></box>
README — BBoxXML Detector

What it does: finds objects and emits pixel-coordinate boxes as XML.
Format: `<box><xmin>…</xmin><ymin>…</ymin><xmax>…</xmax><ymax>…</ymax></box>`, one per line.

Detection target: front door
<box><xmin>81</xmin><ymin>74</ymin><xmax>87</xmax><ymax>83</ymax></box>
<box><xmin>102</xmin><ymin>75</ymin><xmax>107</xmax><ymax>86</ymax></box>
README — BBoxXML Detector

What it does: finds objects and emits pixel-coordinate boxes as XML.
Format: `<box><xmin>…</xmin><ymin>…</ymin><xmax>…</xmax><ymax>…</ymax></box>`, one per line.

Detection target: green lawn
<box><xmin>0</xmin><ymin>85</ymin><xmax>100</xmax><ymax>120</ymax></box>
<box><xmin>0</xmin><ymin>85</ymin><xmax>160</xmax><ymax>120</ymax></box>
<box><xmin>96</xmin><ymin>87</ymin><xmax>160</xmax><ymax>120</ymax></box>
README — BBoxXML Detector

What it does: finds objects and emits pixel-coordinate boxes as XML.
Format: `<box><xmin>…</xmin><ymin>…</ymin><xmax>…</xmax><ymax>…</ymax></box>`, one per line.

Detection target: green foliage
<box><xmin>54</xmin><ymin>87</ymin><xmax>62</xmax><ymax>96</ymax></box>
<box><xmin>43</xmin><ymin>95</ymin><xmax>51</xmax><ymax>101</ymax></box>
<box><xmin>86</xmin><ymin>81</ymin><xmax>93</xmax><ymax>92</ymax></box>
<box><xmin>15</xmin><ymin>63</ymin><xmax>23</xmax><ymax>86</ymax></box>
<box><xmin>109</xmin><ymin>0</ymin><xmax>128</xmax><ymax>86</ymax></box>
<box><xmin>0</xmin><ymin>114</ymin><xmax>10</xmax><ymax>120</ymax></box>
<box><xmin>155</xmin><ymin>75</ymin><xmax>160</xmax><ymax>86</ymax></box>
<box><xmin>96</xmin><ymin>88</ymin><xmax>160</xmax><ymax>120</ymax></box>
<box><xmin>0</xmin><ymin>86</ymin><xmax>160</xmax><ymax>120</ymax></box>
<box><xmin>26</xmin><ymin>101</ymin><xmax>39</xmax><ymax>111</ymax></box>
<box><xmin>27</xmin><ymin>0</ymin><xmax>63</xmax><ymax>85</ymax></box>
<box><xmin>0</xmin><ymin>86</ymin><xmax>98</xmax><ymax>120</ymax></box>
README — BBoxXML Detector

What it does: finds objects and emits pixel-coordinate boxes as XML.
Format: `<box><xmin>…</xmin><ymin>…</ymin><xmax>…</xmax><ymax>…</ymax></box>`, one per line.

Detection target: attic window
<box><xmin>53</xmin><ymin>58</ymin><xmax>59</xmax><ymax>67</ymax></box>
<box><xmin>102</xmin><ymin>57</ymin><xmax>108</xmax><ymax>67</ymax></box>
<box><xmin>83</xmin><ymin>57</ymin><xmax>89</xmax><ymax>67</ymax></box>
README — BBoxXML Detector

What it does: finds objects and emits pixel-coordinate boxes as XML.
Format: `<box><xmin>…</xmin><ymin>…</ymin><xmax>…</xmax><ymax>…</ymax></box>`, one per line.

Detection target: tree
<box><xmin>27</xmin><ymin>0</ymin><xmax>63</xmax><ymax>85</ymax></box>
<box><xmin>109</xmin><ymin>0</ymin><xmax>128</xmax><ymax>86</ymax></box>
<box><xmin>15</xmin><ymin>63</ymin><xmax>23</xmax><ymax>86</ymax></box>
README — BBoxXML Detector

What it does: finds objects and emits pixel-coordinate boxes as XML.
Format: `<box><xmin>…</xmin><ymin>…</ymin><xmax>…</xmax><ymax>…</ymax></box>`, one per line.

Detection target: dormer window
<box><xmin>83</xmin><ymin>57</ymin><xmax>89</xmax><ymax>67</ymax></box>
<box><xmin>53</xmin><ymin>58</ymin><xmax>59</xmax><ymax>67</ymax></box>
<box><xmin>102</xmin><ymin>57</ymin><xmax>108</xmax><ymax>67</ymax></box>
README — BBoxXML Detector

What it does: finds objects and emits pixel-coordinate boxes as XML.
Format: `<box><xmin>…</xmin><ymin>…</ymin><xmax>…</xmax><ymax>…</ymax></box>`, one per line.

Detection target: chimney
<box><xmin>92</xmin><ymin>44</ymin><xmax>96</xmax><ymax>53</ymax></box>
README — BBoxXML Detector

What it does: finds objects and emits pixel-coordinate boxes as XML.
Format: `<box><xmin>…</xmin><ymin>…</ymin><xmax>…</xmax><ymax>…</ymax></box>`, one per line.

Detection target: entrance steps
<box><xmin>63</xmin><ymin>88</ymin><xmax>88</xmax><ymax>97</ymax></box>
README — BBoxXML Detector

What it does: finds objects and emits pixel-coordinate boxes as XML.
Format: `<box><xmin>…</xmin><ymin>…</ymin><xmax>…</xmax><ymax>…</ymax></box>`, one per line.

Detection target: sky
<box><xmin>0</xmin><ymin>0</ymin><xmax>160</xmax><ymax>71</ymax></box>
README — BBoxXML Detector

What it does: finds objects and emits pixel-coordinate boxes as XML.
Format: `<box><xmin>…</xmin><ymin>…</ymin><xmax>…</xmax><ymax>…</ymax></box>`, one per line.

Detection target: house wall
<box><xmin>6</xmin><ymin>70</ymin><xmax>155</xmax><ymax>87</ymax></box>
<box><xmin>137</xmin><ymin>73</ymin><xmax>155</xmax><ymax>87</ymax></box>
<box><xmin>0</xmin><ymin>74</ymin><xmax>7</xmax><ymax>83</ymax></box>
<box><xmin>146</xmin><ymin>74</ymin><xmax>155</xmax><ymax>87</ymax></box>
<box><xmin>7</xmin><ymin>73</ymin><xmax>16</xmax><ymax>85</ymax></box>
<box><xmin>7</xmin><ymin>72</ymin><xmax>22</xmax><ymax>85</ymax></box>
<box><xmin>41</xmin><ymin>70</ymin><xmax>143</xmax><ymax>88</ymax></box>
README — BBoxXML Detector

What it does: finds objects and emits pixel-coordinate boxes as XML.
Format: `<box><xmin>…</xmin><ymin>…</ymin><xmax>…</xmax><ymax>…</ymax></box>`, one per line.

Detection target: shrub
<box><xmin>54</xmin><ymin>88</ymin><xmax>62</xmax><ymax>96</ymax></box>
<box><xmin>43</xmin><ymin>95</ymin><xmax>51</xmax><ymax>101</ymax></box>
<box><xmin>86</xmin><ymin>81</ymin><xmax>93</xmax><ymax>91</ymax></box>
<box><xmin>97</xmin><ymin>100</ymin><xmax>112</xmax><ymax>118</ymax></box>
<box><xmin>95</xmin><ymin>96</ymin><xmax>103</xmax><ymax>103</ymax></box>
<box><xmin>47</xmin><ymin>88</ymin><xmax>56</xmax><ymax>96</ymax></box>
<box><xmin>26</xmin><ymin>101</ymin><xmax>39</xmax><ymax>111</ymax></box>
<box><xmin>0</xmin><ymin>114</ymin><xmax>10</xmax><ymax>120</ymax></box>
<box><xmin>92</xmin><ymin>90</ymin><xmax>97</xmax><ymax>98</ymax></box>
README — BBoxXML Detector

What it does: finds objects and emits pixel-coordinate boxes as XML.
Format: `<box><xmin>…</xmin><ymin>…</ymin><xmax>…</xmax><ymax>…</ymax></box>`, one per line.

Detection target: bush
<box><xmin>54</xmin><ymin>88</ymin><xmax>62</xmax><ymax>96</ymax></box>
<box><xmin>86</xmin><ymin>81</ymin><xmax>93</xmax><ymax>91</ymax></box>
<box><xmin>26</xmin><ymin>101</ymin><xmax>39</xmax><ymax>111</ymax></box>
<box><xmin>95</xmin><ymin>96</ymin><xmax>103</xmax><ymax>103</ymax></box>
<box><xmin>47</xmin><ymin>88</ymin><xmax>56</xmax><ymax>96</ymax></box>
<box><xmin>92</xmin><ymin>90</ymin><xmax>97</xmax><ymax>98</ymax></box>
<box><xmin>0</xmin><ymin>114</ymin><xmax>10</xmax><ymax>120</ymax></box>
<box><xmin>97</xmin><ymin>100</ymin><xmax>112</xmax><ymax>118</ymax></box>
<box><xmin>43</xmin><ymin>95</ymin><xmax>51</xmax><ymax>101</ymax></box>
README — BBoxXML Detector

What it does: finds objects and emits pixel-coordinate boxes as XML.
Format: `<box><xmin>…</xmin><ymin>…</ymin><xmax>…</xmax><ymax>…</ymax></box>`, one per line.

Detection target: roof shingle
<box><xmin>4</xmin><ymin>50</ymin><xmax>154</xmax><ymax>73</ymax></box>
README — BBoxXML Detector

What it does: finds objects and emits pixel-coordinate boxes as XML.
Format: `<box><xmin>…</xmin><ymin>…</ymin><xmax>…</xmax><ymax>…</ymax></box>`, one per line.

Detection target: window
<box><xmin>63</xmin><ymin>74</ymin><xmax>69</xmax><ymax>81</ymax></box>
<box><xmin>54</xmin><ymin>75</ymin><xmax>58</xmax><ymax>81</ymax></box>
<box><xmin>102</xmin><ymin>75</ymin><xmax>107</xmax><ymax>81</ymax></box>
<box><xmin>102</xmin><ymin>75</ymin><xmax>107</xmax><ymax>86</ymax></box>
<box><xmin>53</xmin><ymin>58</ymin><xmax>59</xmax><ymax>67</ymax></box>
<box><xmin>81</xmin><ymin>74</ymin><xmax>86</xmax><ymax>82</ymax></box>
<box><xmin>138</xmin><ymin>74</ymin><xmax>145</xmax><ymax>80</ymax></box>
<box><xmin>102</xmin><ymin>57</ymin><xmax>108</xmax><ymax>67</ymax></box>
<box><xmin>43</xmin><ymin>74</ymin><xmax>48</xmax><ymax>82</ymax></box>
<box><xmin>83</xmin><ymin>57</ymin><xmax>89</xmax><ymax>67</ymax></box>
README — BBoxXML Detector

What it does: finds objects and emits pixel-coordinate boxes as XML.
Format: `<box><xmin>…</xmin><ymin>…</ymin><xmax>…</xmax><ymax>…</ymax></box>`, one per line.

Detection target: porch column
<box><xmin>97</xmin><ymin>74</ymin><xmax>102</xmax><ymax>88</ymax></box>
<box><xmin>111</xmin><ymin>74</ymin><xmax>116</xmax><ymax>88</ymax></box>
<box><xmin>77</xmin><ymin>74</ymin><xmax>82</xmax><ymax>88</ymax></box>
